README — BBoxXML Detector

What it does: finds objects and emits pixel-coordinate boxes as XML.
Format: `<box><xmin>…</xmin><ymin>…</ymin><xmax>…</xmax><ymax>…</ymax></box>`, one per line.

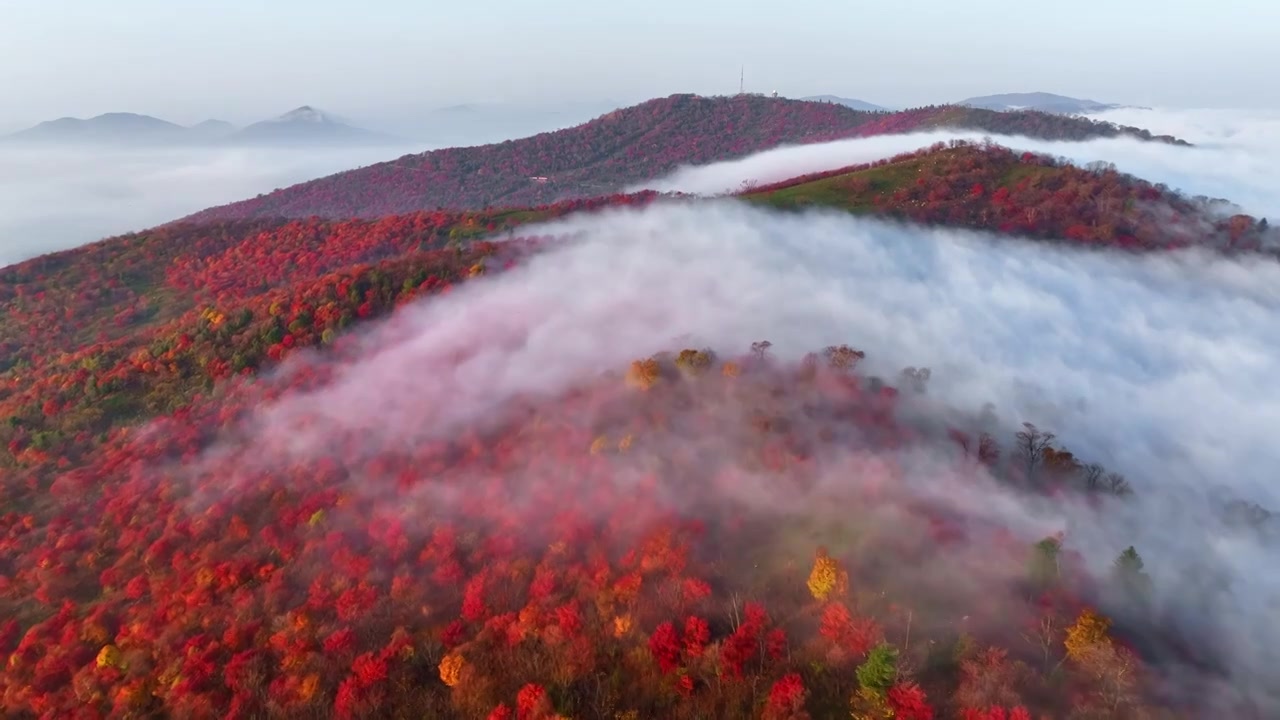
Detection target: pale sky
<box><xmin>1</xmin><ymin>0</ymin><xmax>1276</xmax><ymax>132</ymax></box>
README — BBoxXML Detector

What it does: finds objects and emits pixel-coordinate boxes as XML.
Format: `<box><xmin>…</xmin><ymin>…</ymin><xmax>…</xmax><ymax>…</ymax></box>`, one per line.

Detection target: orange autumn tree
<box><xmin>626</xmin><ymin>357</ymin><xmax>662</xmax><ymax>390</ymax></box>
<box><xmin>438</xmin><ymin>652</ymin><xmax>466</xmax><ymax>688</ymax></box>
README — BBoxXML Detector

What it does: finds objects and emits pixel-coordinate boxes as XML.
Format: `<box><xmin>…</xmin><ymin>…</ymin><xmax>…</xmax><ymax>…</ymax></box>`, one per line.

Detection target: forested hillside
<box><xmin>181</xmin><ymin>95</ymin><xmax>1186</xmax><ymax>223</ymax></box>
<box><xmin>0</xmin><ymin>144</ymin><xmax>1271</xmax><ymax>719</ymax></box>
<box><xmin>743</xmin><ymin>141</ymin><xmax>1269</xmax><ymax>251</ymax></box>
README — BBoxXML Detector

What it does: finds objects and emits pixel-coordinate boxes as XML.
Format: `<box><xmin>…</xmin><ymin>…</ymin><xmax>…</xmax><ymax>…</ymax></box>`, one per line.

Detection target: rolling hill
<box><xmin>180</xmin><ymin>94</ymin><xmax>1188</xmax><ymax>223</ymax></box>
<box><xmin>188</xmin><ymin>119</ymin><xmax>238</xmax><ymax>140</ymax></box>
<box><xmin>2</xmin><ymin>113</ymin><xmax>194</xmax><ymax>146</ymax></box>
<box><xmin>0</xmin><ymin>142</ymin><xmax>1272</xmax><ymax>718</ymax></box>
<box><xmin>1</xmin><ymin>107</ymin><xmax>393</xmax><ymax>147</ymax></box>
<box><xmin>741</xmin><ymin>141</ymin><xmax>1270</xmax><ymax>251</ymax></box>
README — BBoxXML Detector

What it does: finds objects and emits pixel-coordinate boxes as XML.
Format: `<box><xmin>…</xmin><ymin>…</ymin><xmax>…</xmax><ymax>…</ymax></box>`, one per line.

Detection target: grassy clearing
<box><xmin>742</xmin><ymin>160</ymin><xmax>926</xmax><ymax>213</ymax></box>
<box><xmin>1000</xmin><ymin>163</ymin><xmax>1053</xmax><ymax>188</ymax></box>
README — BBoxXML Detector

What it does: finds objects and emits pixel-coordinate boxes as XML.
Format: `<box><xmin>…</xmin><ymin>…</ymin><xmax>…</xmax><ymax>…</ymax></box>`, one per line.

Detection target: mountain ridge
<box><xmin>179</xmin><ymin>93</ymin><xmax>1190</xmax><ymax>223</ymax></box>
<box><xmin>1</xmin><ymin>106</ymin><xmax>395</xmax><ymax>147</ymax></box>
<box><xmin>3</xmin><ymin>112</ymin><xmax>192</xmax><ymax>145</ymax></box>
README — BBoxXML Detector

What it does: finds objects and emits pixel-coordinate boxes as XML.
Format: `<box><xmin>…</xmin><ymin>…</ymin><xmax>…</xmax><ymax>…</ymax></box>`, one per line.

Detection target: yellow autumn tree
<box><xmin>95</xmin><ymin>645</ymin><xmax>122</xmax><ymax>669</ymax></box>
<box><xmin>200</xmin><ymin>307</ymin><xmax>226</xmax><ymax>328</ymax></box>
<box><xmin>807</xmin><ymin>548</ymin><xmax>845</xmax><ymax>602</ymax></box>
<box><xmin>1064</xmin><ymin>608</ymin><xmax>1111</xmax><ymax>661</ymax></box>
<box><xmin>850</xmin><ymin>686</ymin><xmax>893</xmax><ymax>720</ymax></box>
<box><xmin>1063</xmin><ymin>608</ymin><xmax>1143</xmax><ymax>714</ymax></box>
<box><xmin>674</xmin><ymin>348</ymin><xmax>713</xmax><ymax>376</ymax></box>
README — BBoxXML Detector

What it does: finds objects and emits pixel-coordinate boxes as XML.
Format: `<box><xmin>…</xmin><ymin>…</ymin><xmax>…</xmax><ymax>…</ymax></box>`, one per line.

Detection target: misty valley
<box><xmin>2</xmin><ymin>45</ymin><xmax>1280</xmax><ymax>720</ymax></box>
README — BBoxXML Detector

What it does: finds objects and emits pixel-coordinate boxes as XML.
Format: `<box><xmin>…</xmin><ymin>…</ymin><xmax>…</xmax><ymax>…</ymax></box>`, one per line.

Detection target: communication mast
<box><xmin>739</xmin><ymin>65</ymin><xmax>744</xmax><ymax>95</ymax></box>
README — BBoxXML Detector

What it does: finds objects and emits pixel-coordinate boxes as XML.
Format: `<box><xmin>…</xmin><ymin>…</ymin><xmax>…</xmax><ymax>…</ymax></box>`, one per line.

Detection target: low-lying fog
<box><xmin>0</xmin><ymin>142</ymin><xmax>431</xmax><ymax>267</ymax></box>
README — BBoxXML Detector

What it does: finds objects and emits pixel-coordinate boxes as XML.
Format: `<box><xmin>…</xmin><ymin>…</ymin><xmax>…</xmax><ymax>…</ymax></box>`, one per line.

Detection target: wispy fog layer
<box><xmin>263</xmin><ymin>201</ymin><xmax>1280</xmax><ymax>509</ymax></box>
<box><xmin>635</xmin><ymin>109</ymin><xmax>1280</xmax><ymax>220</ymax></box>
<box><xmin>235</xmin><ymin>200</ymin><xmax>1280</xmax><ymax>707</ymax></box>
<box><xmin>0</xmin><ymin>142</ymin><xmax>430</xmax><ymax>267</ymax></box>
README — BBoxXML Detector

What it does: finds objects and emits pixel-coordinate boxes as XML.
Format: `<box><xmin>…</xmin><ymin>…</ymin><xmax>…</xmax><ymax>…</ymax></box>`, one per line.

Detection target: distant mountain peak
<box><xmin>227</xmin><ymin>107</ymin><xmax>396</xmax><ymax>146</ymax></box>
<box><xmin>188</xmin><ymin>119</ymin><xmax>237</xmax><ymax>139</ymax></box>
<box><xmin>3</xmin><ymin>112</ymin><xmax>188</xmax><ymax>144</ymax></box>
<box><xmin>272</xmin><ymin>106</ymin><xmax>337</xmax><ymax>124</ymax></box>
<box><xmin>90</xmin><ymin>111</ymin><xmax>155</xmax><ymax>121</ymax></box>
<box><xmin>1</xmin><ymin>107</ymin><xmax>389</xmax><ymax>147</ymax></box>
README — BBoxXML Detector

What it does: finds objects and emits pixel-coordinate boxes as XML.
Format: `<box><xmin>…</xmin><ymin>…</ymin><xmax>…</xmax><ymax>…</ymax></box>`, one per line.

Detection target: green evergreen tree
<box><xmin>1027</xmin><ymin>535</ymin><xmax>1062</xmax><ymax>592</ymax></box>
<box><xmin>1111</xmin><ymin>546</ymin><xmax>1153</xmax><ymax>608</ymax></box>
<box><xmin>856</xmin><ymin>643</ymin><xmax>899</xmax><ymax>697</ymax></box>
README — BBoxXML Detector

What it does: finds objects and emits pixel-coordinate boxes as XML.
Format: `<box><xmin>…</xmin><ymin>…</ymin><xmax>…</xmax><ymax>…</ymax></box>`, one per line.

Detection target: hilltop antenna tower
<box><xmin>739</xmin><ymin>65</ymin><xmax>744</xmax><ymax>95</ymax></box>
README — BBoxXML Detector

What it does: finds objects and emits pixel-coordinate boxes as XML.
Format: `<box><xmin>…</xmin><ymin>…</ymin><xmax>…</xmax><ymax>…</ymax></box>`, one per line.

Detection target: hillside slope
<box><xmin>1</xmin><ymin>330</ymin><xmax>1174</xmax><ymax>718</ymax></box>
<box><xmin>181</xmin><ymin>94</ymin><xmax>1187</xmax><ymax>223</ymax></box>
<box><xmin>743</xmin><ymin>141</ymin><xmax>1270</xmax><ymax>251</ymax></box>
<box><xmin>0</xmin><ymin>146</ymin><xmax>1273</xmax><ymax>718</ymax></box>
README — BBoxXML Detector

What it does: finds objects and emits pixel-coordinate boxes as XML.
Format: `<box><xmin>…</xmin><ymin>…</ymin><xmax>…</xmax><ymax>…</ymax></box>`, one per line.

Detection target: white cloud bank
<box><xmin>0</xmin><ymin>142</ymin><xmax>431</xmax><ymax>267</ymax></box>
<box><xmin>633</xmin><ymin>108</ymin><xmax>1280</xmax><ymax>221</ymax></box>
<box><xmin>263</xmin><ymin>200</ymin><xmax>1280</xmax><ymax>510</ymax></box>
